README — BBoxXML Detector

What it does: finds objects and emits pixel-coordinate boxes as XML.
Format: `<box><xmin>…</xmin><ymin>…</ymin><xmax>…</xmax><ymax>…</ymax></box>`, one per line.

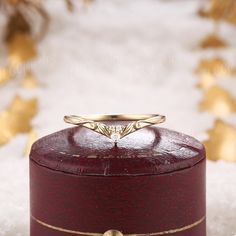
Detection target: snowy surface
<box><xmin>0</xmin><ymin>0</ymin><xmax>236</xmax><ymax>235</ymax></box>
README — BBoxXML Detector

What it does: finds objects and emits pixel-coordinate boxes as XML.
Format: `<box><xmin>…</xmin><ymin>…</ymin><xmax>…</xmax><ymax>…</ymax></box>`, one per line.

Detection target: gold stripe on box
<box><xmin>31</xmin><ymin>215</ymin><xmax>205</xmax><ymax>236</ymax></box>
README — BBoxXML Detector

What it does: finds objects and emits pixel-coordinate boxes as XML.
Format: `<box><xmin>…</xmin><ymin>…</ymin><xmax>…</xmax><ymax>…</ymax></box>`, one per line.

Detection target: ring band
<box><xmin>64</xmin><ymin>114</ymin><xmax>166</xmax><ymax>143</ymax></box>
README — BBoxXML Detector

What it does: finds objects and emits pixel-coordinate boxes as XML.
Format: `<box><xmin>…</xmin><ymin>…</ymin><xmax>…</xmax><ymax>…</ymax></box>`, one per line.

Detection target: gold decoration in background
<box><xmin>197</xmin><ymin>0</ymin><xmax>236</xmax><ymax>49</ymax></box>
<box><xmin>198</xmin><ymin>0</ymin><xmax>236</xmax><ymax>22</ymax></box>
<box><xmin>7</xmin><ymin>0</ymin><xmax>24</xmax><ymax>6</ymax></box>
<box><xmin>226</xmin><ymin>5</ymin><xmax>236</xmax><ymax>25</ymax></box>
<box><xmin>0</xmin><ymin>95</ymin><xmax>38</xmax><ymax>145</ymax></box>
<box><xmin>65</xmin><ymin>0</ymin><xmax>93</xmax><ymax>12</ymax></box>
<box><xmin>0</xmin><ymin>0</ymin><xmax>49</xmax><ymax>89</ymax></box>
<box><xmin>197</xmin><ymin>72</ymin><xmax>215</xmax><ymax>90</ymax></box>
<box><xmin>199</xmin><ymin>86</ymin><xmax>236</xmax><ymax>116</ymax></box>
<box><xmin>24</xmin><ymin>129</ymin><xmax>38</xmax><ymax>156</ymax></box>
<box><xmin>8</xmin><ymin>34</ymin><xmax>37</xmax><ymax>67</ymax></box>
<box><xmin>0</xmin><ymin>0</ymin><xmax>43</xmax><ymax>149</ymax></box>
<box><xmin>0</xmin><ymin>0</ymin><xmax>81</xmax><ymax>151</ymax></box>
<box><xmin>199</xmin><ymin>33</ymin><xmax>227</xmax><ymax>49</ymax></box>
<box><xmin>65</xmin><ymin>0</ymin><xmax>74</xmax><ymax>12</ymax></box>
<box><xmin>4</xmin><ymin>10</ymin><xmax>31</xmax><ymax>42</ymax></box>
<box><xmin>196</xmin><ymin>58</ymin><xmax>230</xmax><ymax>77</ymax></box>
<box><xmin>21</xmin><ymin>70</ymin><xmax>39</xmax><ymax>89</ymax></box>
<box><xmin>1</xmin><ymin>0</ymin><xmax>50</xmax><ymax>42</ymax></box>
<box><xmin>197</xmin><ymin>0</ymin><xmax>236</xmax><ymax>163</ymax></box>
<box><xmin>0</xmin><ymin>67</ymin><xmax>12</xmax><ymax>86</ymax></box>
<box><xmin>204</xmin><ymin>119</ymin><xmax>236</xmax><ymax>162</ymax></box>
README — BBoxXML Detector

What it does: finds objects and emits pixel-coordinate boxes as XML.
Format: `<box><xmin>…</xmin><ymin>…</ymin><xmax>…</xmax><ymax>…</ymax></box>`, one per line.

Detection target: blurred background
<box><xmin>0</xmin><ymin>0</ymin><xmax>236</xmax><ymax>235</ymax></box>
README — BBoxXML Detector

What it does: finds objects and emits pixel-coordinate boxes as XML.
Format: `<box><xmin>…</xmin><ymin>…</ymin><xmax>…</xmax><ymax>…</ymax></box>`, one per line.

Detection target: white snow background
<box><xmin>0</xmin><ymin>0</ymin><xmax>236</xmax><ymax>235</ymax></box>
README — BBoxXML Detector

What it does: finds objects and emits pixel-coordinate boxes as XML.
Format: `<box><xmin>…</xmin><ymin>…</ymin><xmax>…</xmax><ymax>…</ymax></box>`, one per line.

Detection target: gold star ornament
<box><xmin>0</xmin><ymin>95</ymin><xmax>38</xmax><ymax>145</ymax></box>
<box><xmin>21</xmin><ymin>70</ymin><xmax>39</xmax><ymax>89</ymax></box>
<box><xmin>199</xmin><ymin>33</ymin><xmax>227</xmax><ymax>49</ymax></box>
<box><xmin>204</xmin><ymin>119</ymin><xmax>236</xmax><ymax>162</ymax></box>
<box><xmin>196</xmin><ymin>58</ymin><xmax>230</xmax><ymax>77</ymax></box>
<box><xmin>7</xmin><ymin>33</ymin><xmax>37</xmax><ymax>67</ymax></box>
<box><xmin>199</xmin><ymin>86</ymin><xmax>236</xmax><ymax>116</ymax></box>
<box><xmin>197</xmin><ymin>72</ymin><xmax>215</xmax><ymax>91</ymax></box>
<box><xmin>0</xmin><ymin>67</ymin><xmax>12</xmax><ymax>86</ymax></box>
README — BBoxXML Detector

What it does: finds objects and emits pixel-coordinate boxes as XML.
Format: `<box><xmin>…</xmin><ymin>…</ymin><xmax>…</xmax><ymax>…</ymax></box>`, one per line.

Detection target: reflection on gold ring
<box><xmin>64</xmin><ymin>114</ymin><xmax>166</xmax><ymax>143</ymax></box>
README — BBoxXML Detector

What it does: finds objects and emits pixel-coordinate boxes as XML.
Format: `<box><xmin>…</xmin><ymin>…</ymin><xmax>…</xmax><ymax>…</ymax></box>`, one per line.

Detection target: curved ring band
<box><xmin>64</xmin><ymin>114</ymin><xmax>166</xmax><ymax>143</ymax></box>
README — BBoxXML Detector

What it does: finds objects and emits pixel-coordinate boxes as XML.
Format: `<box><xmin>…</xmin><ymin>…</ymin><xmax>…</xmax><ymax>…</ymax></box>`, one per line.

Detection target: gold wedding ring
<box><xmin>64</xmin><ymin>114</ymin><xmax>166</xmax><ymax>143</ymax></box>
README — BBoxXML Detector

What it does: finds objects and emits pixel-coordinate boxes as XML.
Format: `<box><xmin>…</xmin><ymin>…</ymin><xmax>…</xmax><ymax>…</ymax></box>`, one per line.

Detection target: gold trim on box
<box><xmin>31</xmin><ymin>215</ymin><xmax>205</xmax><ymax>236</ymax></box>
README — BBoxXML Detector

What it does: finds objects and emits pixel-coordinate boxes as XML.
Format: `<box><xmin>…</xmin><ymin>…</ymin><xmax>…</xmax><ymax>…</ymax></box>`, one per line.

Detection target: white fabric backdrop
<box><xmin>0</xmin><ymin>0</ymin><xmax>236</xmax><ymax>235</ymax></box>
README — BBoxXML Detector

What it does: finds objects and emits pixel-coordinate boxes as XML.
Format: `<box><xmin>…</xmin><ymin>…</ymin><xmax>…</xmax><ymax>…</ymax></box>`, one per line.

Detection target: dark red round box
<box><xmin>30</xmin><ymin>125</ymin><xmax>206</xmax><ymax>236</ymax></box>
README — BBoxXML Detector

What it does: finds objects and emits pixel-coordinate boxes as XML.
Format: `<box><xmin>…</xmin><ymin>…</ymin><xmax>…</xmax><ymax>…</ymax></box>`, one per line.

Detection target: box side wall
<box><xmin>30</xmin><ymin>159</ymin><xmax>206</xmax><ymax>236</ymax></box>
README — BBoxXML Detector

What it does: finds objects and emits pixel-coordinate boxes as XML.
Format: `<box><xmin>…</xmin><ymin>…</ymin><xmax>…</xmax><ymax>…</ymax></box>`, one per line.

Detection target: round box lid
<box><xmin>30</xmin><ymin>124</ymin><xmax>205</xmax><ymax>176</ymax></box>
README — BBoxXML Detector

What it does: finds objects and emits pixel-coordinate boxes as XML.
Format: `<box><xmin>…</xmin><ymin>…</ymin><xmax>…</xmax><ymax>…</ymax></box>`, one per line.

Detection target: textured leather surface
<box><xmin>30</xmin><ymin>125</ymin><xmax>205</xmax><ymax>176</ymax></box>
<box><xmin>30</xmin><ymin>126</ymin><xmax>206</xmax><ymax>236</ymax></box>
<box><xmin>30</xmin><ymin>158</ymin><xmax>206</xmax><ymax>236</ymax></box>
